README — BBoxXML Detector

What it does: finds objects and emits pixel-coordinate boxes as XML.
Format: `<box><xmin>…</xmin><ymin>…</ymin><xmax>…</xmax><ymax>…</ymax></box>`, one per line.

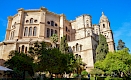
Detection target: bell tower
<box><xmin>99</xmin><ymin>12</ymin><xmax>115</xmax><ymax>52</ymax></box>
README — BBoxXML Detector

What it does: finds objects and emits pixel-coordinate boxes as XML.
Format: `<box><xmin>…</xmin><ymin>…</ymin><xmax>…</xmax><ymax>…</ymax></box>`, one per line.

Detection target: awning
<box><xmin>0</xmin><ymin>66</ymin><xmax>13</xmax><ymax>71</ymax></box>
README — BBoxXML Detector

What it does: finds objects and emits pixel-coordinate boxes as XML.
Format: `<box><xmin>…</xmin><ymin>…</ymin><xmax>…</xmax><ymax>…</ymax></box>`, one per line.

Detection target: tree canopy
<box><xmin>95</xmin><ymin>48</ymin><xmax>131</xmax><ymax>77</ymax></box>
<box><xmin>50</xmin><ymin>34</ymin><xmax>58</xmax><ymax>48</ymax></box>
<box><xmin>117</xmin><ymin>39</ymin><xmax>126</xmax><ymax>50</ymax></box>
<box><xmin>60</xmin><ymin>36</ymin><xmax>69</xmax><ymax>54</ymax></box>
<box><xmin>96</xmin><ymin>34</ymin><xmax>108</xmax><ymax>61</ymax></box>
<box><xmin>5</xmin><ymin>51</ymin><xmax>34</xmax><ymax>79</ymax></box>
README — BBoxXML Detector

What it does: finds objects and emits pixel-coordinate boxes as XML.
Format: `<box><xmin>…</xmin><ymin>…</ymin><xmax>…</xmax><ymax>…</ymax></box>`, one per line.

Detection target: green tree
<box><xmin>96</xmin><ymin>34</ymin><xmax>108</xmax><ymax>61</ymax></box>
<box><xmin>117</xmin><ymin>39</ymin><xmax>126</xmax><ymax>50</ymax></box>
<box><xmin>89</xmin><ymin>68</ymin><xmax>104</xmax><ymax>76</ymax></box>
<box><xmin>50</xmin><ymin>34</ymin><xmax>58</xmax><ymax>48</ymax></box>
<box><xmin>95</xmin><ymin>48</ymin><xmax>131</xmax><ymax>77</ymax></box>
<box><xmin>60</xmin><ymin>36</ymin><xmax>68</xmax><ymax>53</ymax></box>
<box><xmin>28</xmin><ymin>41</ymin><xmax>47</xmax><ymax>72</ymax></box>
<box><xmin>5</xmin><ymin>50</ymin><xmax>34</xmax><ymax>79</ymax></box>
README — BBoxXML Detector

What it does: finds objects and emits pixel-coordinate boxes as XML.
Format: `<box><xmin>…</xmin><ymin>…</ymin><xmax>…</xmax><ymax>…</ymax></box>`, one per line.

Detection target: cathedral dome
<box><xmin>99</xmin><ymin>12</ymin><xmax>109</xmax><ymax>23</ymax></box>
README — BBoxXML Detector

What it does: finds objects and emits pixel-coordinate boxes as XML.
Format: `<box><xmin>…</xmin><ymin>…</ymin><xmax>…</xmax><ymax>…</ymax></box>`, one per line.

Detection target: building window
<box><xmin>73</xmin><ymin>46</ymin><xmax>75</xmax><ymax>52</ymax></box>
<box><xmin>47</xmin><ymin>28</ymin><xmax>50</xmax><ymax>37</ymax></box>
<box><xmin>87</xmin><ymin>24</ymin><xmax>89</xmax><ymax>27</ymax></box>
<box><xmin>21</xmin><ymin>45</ymin><xmax>24</xmax><ymax>53</ymax></box>
<box><xmin>26</xmin><ymin>20</ymin><xmax>29</xmax><ymax>23</ymax></box>
<box><xmin>55</xmin><ymin>30</ymin><xmax>57</xmax><ymax>34</ymax></box>
<box><xmin>103</xmin><ymin>24</ymin><xmax>105</xmax><ymax>28</ymax></box>
<box><xmin>47</xmin><ymin>21</ymin><xmax>50</xmax><ymax>24</ymax></box>
<box><xmin>55</xmin><ymin>23</ymin><xmax>57</xmax><ymax>26</ymax></box>
<box><xmin>25</xmin><ymin>47</ymin><xmax>27</xmax><ymax>53</ymax></box>
<box><xmin>76</xmin><ymin>43</ymin><xmax>79</xmax><ymax>51</ymax></box>
<box><xmin>34</xmin><ymin>20</ymin><xmax>38</xmax><ymax>23</ymax></box>
<box><xmin>75</xmin><ymin>54</ymin><xmax>78</xmax><ymax>58</ymax></box>
<box><xmin>51</xmin><ymin>21</ymin><xmax>54</xmax><ymax>26</ymax></box>
<box><xmin>33</xmin><ymin>27</ymin><xmax>37</xmax><ymax>36</ymax></box>
<box><xmin>66</xmin><ymin>27</ymin><xmax>68</xmax><ymax>32</ymax></box>
<box><xmin>18</xmin><ymin>47</ymin><xmax>21</xmax><ymax>53</ymax></box>
<box><xmin>10</xmin><ymin>31</ymin><xmax>15</xmax><ymax>40</ymax></box>
<box><xmin>79</xmin><ymin>55</ymin><xmax>81</xmax><ymax>58</ymax></box>
<box><xmin>29</xmin><ymin>27</ymin><xmax>32</xmax><ymax>36</ymax></box>
<box><xmin>87</xmin><ymin>33</ymin><xmax>90</xmax><ymax>36</ymax></box>
<box><xmin>80</xmin><ymin>45</ymin><xmax>82</xmax><ymax>51</ymax></box>
<box><xmin>30</xmin><ymin>18</ymin><xmax>33</xmax><ymax>23</ymax></box>
<box><xmin>66</xmin><ymin>34</ymin><xmax>68</xmax><ymax>40</ymax></box>
<box><xmin>51</xmin><ymin>29</ymin><xmax>53</xmax><ymax>36</ymax></box>
<box><xmin>13</xmin><ymin>22</ymin><xmax>16</xmax><ymax>27</ymax></box>
<box><xmin>24</xmin><ymin>27</ymin><xmax>28</xmax><ymax>36</ymax></box>
<box><xmin>68</xmin><ymin>35</ymin><xmax>70</xmax><ymax>41</ymax></box>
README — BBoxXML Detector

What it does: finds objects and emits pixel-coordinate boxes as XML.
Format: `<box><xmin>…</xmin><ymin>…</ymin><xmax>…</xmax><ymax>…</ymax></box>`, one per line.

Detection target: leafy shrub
<box><xmin>72</xmin><ymin>73</ymin><xmax>78</xmax><ymax>78</ymax></box>
<box><xmin>81</xmin><ymin>70</ymin><xmax>88</xmax><ymax>78</ymax></box>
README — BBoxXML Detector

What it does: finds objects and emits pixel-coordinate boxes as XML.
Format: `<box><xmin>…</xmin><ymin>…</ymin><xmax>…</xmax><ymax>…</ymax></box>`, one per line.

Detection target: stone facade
<box><xmin>0</xmin><ymin>7</ymin><xmax>115</xmax><ymax>71</ymax></box>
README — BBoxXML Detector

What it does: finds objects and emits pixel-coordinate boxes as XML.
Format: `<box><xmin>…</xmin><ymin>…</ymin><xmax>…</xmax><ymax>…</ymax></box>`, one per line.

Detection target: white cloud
<box><xmin>114</xmin><ymin>20</ymin><xmax>131</xmax><ymax>40</ymax></box>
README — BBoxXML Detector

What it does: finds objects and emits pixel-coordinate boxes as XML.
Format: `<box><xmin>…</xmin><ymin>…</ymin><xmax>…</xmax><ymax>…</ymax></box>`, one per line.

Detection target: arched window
<box><xmin>26</xmin><ymin>20</ymin><xmax>29</xmax><ymax>23</ymax></box>
<box><xmin>73</xmin><ymin>46</ymin><xmax>75</xmax><ymax>52</ymax></box>
<box><xmin>29</xmin><ymin>27</ymin><xmax>32</xmax><ymax>36</ymax></box>
<box><xmin>55</xmin><ymin>23</ymin><xmax>57</xmax><ymax>26</ymax></box>
<box><xmin>103</xmin><ymin>24</ymin><xmax>105</xmax><ymax>28</ymax></box>
<box><xmin>30</xmin><ymin>18</ymin><xmax>33</xmax><ymax>23</ymax></box>
<box><xmin>18</xmin><ymin>47</ymin><xmax>21</xmax><ymax>53</ymax></box>
<box><xmin>51</xmin><ymin>29</ymin><xmax>53</xmax><ymax>36</ymax></box>
<box><xmin>76</xmin><ymin>43</ymin><xmax>79</xmax><ymax>51</ymax></box>
<box><xmin>79</xmin><ymin>55</ymin><xmax>81</xmax><ymax>58</ymax></box>
<box><xmin>24</xmin><ymin>27</ymin><xmax>28</xmax><ymax>36</ymax></box>
<box><xmin>66</xmin><ymin>27</ymin><xmax>68</xmax><ymax>32</ymax></box>
<box><xmin>33</xmin><ymin>27</ymin><xmax>37</xmax><ymax>36</ymax></box>
<box><xmin>47</xmin><ymin>21</ymin><xmax>50</xmax><ymax>24</ymax></box>
<box><xmin>10</xmin><ymin>31</ymin><xmax>15</xmax><ymax>40</ymax></box>
<box><xmin>87</xmin><ymin>33</ymin><xmax>90</xmax><ymax>36</ymax></box>
<box><xmin>14</xmin><ymin>22</ymin><xmax>16</xmax><ymax>27</ymax></box>
<box><xmin>66</xmin><ymin>34</ymin><xmax>68</xmax><ymax>40</ymax></box>
<box><xmin>34</xmin><ymin>20</ymin><xmax>37</xmax><ymax>23</ymax></box>
<box><xmin>21</xmin><ymin>45</ymin><xmax>24</xmax><ymax>53</ymax></box>
<box><xmin>68</xmin><ymin>35</ymin><xmax>70</xmax><ymax>41</ymax></box>
<box><xmin>80</xmin><ymin>45</ymin><xmax>82</xmax><ymax>51</ymax></box>
<box><xmin>87</xmin><ymin>24</ymin><xmax>89</xmax><ymax>27</ymax></box>
<box><xmin>51</xmin><ymin>21</ymin><xmax>54</xmax><ymax>26</ymax></box>
<box><xmin>75</xmin><ymin>54</ymin><xmax>78</xmax><ymax>58</ymax></box>
<box><xmin>55</xmin><ymin>30</ymin><xmax>57</xmax><ymax>34</ymax></box>
<box><xmin>10</xmin><ymin>32</ymin><xmax>12</xmax><ymax>40</ymax></box>
<box><xmin>47</xmin><ymin>28</ymin><xmax>50</xmax><ymax>37</ymax></box>
<box><xmin>25</xmin><ymin>47</ymin><xmax>27</xmax><ymax>53</ymax></box>
<box><xmin>13</xmin><ymin>31</ymin><xmax>15</xmax><ymax>39</ymax></box>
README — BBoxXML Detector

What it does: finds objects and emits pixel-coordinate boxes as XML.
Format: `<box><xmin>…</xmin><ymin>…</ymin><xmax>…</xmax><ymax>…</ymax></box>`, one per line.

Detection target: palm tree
<box><xmin>50</xmin><ymin>34</ymin><xmax>58</xmax><ymax>48</ymax></box>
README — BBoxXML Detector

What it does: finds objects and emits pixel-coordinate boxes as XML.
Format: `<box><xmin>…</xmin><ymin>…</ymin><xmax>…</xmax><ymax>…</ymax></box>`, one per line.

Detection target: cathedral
<box><xmin>0</xmin><ymin>7</ymin><xmax>115</xmax><ymax>71</ymax></box>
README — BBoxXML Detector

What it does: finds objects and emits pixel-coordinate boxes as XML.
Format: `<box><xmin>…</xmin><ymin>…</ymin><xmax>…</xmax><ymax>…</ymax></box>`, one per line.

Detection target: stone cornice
<box><xmin>18</xmin><ymin>8</ymin><xmax>24</xmax><ymax>11</ymax></box>
<box><xmin>76</xmin><ymin>14</ymin><xmax>92</xmax><ymax>19</ymax></box>
<box><xmin>8</xmin><ymin>16</ymin><xmax>13</xmax><ymax>20</ymax></box>
<box><xmin>47</xmin><ymin>11</ymin><xmax>60</xmax><ymax>17</ymax></box>
<box><xmin>24</xmin><ymin>10</ymin><xmax>40</xmax><ymax>12</ymax></box>
<box><xmin>24</xmin><ymin>23</ymin><xmax>39</xmax><ymax>26</ymax></box>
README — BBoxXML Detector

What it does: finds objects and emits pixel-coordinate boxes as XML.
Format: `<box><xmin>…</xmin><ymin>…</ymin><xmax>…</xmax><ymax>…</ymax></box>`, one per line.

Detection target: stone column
<box><xmin>39</xmin><ymin>7</ymin><xmax>47</xmax><ymax>39</ymax></box>
<box><xmin>5</xmin><ymin>16</ymin><xmax>13</xmax><ymax>40</ymax></box>
<box><xmin>14</xmin><ymin>8</ymin><xmax>24</xmax><ymax>40</ymax></box>
<box><xmin>59</xmin><ymin>14</ymin><xmax>65</xmax><ymax>39</ymax></box>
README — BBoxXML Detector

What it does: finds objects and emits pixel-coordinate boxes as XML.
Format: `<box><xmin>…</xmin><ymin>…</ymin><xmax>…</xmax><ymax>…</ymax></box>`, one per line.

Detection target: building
<box><xmin>0</xmin><ymin>7</ymin><xmax>115</xmax><ymax>71</ymax></box>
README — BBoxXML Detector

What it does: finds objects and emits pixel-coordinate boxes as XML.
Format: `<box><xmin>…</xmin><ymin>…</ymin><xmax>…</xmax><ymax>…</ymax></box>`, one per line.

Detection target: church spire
<box><xmin>102</xmin><ymin>12</ymin><xmax>104</xmax><ymax>15</ymax></box>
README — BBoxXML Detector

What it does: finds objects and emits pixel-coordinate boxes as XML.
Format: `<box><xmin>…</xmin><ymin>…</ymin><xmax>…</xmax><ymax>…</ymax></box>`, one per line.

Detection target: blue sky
<box><xmin>0</xmin><ymin>0</ymin><xmax>131</xmax><ymax>50</ymax></box>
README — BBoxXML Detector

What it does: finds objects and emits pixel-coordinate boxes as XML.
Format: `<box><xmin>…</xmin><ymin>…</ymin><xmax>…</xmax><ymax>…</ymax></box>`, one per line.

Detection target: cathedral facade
<box><xmin>0</xmin><ymin>7</ymin><xmax>115</xmax><ymax>71</ymax></box>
